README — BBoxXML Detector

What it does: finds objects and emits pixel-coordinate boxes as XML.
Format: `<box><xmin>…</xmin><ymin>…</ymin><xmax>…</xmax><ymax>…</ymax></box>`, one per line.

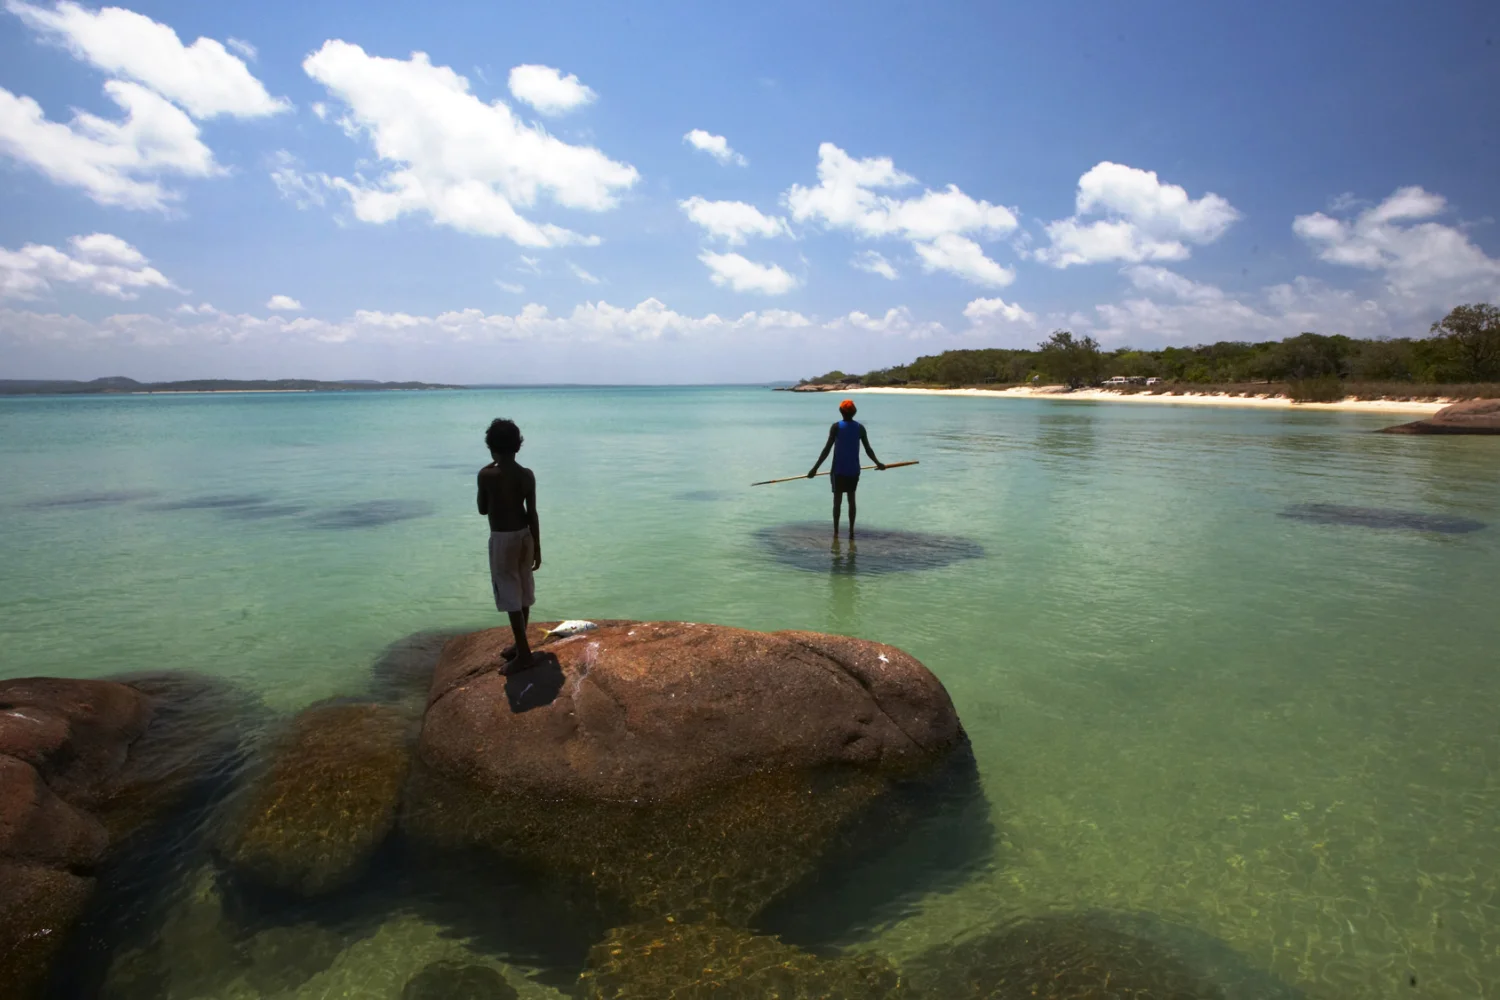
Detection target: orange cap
<box><xmin>839</xmin><ymin>398</ymin><xmax>856</xmax><ymax>413</ymax></box>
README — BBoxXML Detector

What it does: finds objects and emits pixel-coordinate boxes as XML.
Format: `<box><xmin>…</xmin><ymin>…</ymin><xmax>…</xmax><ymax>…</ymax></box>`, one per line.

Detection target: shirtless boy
<box><xmin>477</xmin><ymin>418</ymin><xmax>542</xmax><ymax>672</ymax></box>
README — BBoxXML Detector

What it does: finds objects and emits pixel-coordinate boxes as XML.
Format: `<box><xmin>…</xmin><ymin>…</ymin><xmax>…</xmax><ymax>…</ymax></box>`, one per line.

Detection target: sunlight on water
<box><xmin>2</xmin><ymin>387</ymin><xmax>1498</xmax><ymax>998</ymax></box>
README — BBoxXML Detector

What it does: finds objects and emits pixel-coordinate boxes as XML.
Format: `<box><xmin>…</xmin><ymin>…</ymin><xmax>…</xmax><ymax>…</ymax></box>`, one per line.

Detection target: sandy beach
<box><xmin>842</xmin><ymin>385</ymin><xmax>1450</xmax><ymax>415</ymax></box>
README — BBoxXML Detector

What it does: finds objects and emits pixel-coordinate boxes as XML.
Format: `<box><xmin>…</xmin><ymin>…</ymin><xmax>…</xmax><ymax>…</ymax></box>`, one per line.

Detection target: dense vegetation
<box><xmin>803</xmin><ymin>303</ymin><xmax>1500</xmax><ymax>393</ymax></box>
<box><xmin>0</xmin><ymin>377</ymin><xmax>462</xmax><ymax>395</ymax></box>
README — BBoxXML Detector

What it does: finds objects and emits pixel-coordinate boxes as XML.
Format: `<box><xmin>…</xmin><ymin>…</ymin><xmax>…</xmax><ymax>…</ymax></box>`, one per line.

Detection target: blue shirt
<box><xmin>832</xmin><ymin>419</ymin><xmax>864</xmax><ymax>476</ymax></box>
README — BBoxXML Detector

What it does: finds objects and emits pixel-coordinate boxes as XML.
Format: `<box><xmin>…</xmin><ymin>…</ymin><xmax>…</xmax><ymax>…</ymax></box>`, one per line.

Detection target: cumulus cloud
<box><xmin>785</xmin><ymin>143</ymin><xmax>1017</xmax><ymax>285</ymax></box>
<box><xmin>683</xmin><ymin>129</ymin><xmax>746</xmax><ymax>166</ymax></box>
<box><xmin>1293</xmin><ymin>186</ymin><xmax>1500</xmax><ymax>306</ymax></box>
<box><xmin>301</xmin><ymin>41</ymin><xmax>638</xmax><ymax>245</ymax></box>
<box><xmin>679</xmin><ymin>196</ymin><xmax>788</xmax><ymax>244</ymax></box>
<box><xmin>0</xmin><ymin>298</ymin><xmax>820</xmax><ymax>348</ymax></box>
<box><xmin>913</xmin><ymin>233</ymin><xmax>1014</xmax><ymax>287</ymax></box>
<box><xmin>698</xmin><ymin>251</ymin><xmax>798</xmax><ymax>294</ymax></box>
<box><xmin>824</xmin><ymin>306</ymin><xmax>944</xmax><ymax>338</ymax></box>
<box><xmin>964</xmin><ymin>295</ymin><xmax>1035</xmax><ymax>325</ymax></box>
<box><xmin>0</xmin><ymin>80</ymin><xmax>219</xmax><ymax>208</ymax></box>
<box><xmin>1036</xmin><ymin>162</ymin><xmax>1240</xmax><ymax>268</ymax></box>
<box><xmin>266</xmin><ymin>294</ymin><xmax>302</xmax><ymax>311</ymax></box>
<box><xmin>851</xmin><ymin>250</ymin><xmax>898</xmax><ymax>280</ymax></box>
<box><xmin>0</xmin><ymin>232</ymin><xmax>178</xmax><ymax>300</ymax></box>
<box><xmin>506</xmin><ymin>64</ymin><xmax>597</xmax><ymax>115</ymax></box>
<box><xmin>6</xmin><ymin>1</ymin><xmax>288</xmax><ymax>119</ymax></box>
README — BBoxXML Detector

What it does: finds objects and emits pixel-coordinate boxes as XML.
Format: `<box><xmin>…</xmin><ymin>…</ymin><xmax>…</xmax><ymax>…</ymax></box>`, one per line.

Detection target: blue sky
<box><xmin>2</xmin><ymin>0</ymin><xmax>1498</xmax><ymax>382</ymax></box>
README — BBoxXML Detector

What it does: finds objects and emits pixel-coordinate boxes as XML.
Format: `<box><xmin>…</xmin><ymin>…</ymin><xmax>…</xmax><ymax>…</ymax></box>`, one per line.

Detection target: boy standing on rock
<box><xmin>808</xmin><ymin>398</ymin><xmax>885</xmax><ymax>539</ymax></box>
<box><xmin>478</xmin><ymin>418</ymin><xmax>542</xmax><ymax>673</ymax></box>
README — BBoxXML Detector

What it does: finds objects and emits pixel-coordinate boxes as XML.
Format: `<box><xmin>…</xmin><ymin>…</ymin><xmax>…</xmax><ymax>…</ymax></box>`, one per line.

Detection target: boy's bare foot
<box><xmin>501</xmin><ymin>644</ymin><xmax>518</xmax><ymax>661</ymax></box>
<box><xmin>501</xmin><ymin>652</ymin><xmax>534</xmax><ymax>675</ymax></box>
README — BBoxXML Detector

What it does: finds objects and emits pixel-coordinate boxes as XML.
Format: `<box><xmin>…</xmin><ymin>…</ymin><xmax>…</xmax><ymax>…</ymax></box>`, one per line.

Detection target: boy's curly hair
<box><xmin>485</xmin><ymin>418</ymin><xmax>523</xmax><ymax>455</ymax></box>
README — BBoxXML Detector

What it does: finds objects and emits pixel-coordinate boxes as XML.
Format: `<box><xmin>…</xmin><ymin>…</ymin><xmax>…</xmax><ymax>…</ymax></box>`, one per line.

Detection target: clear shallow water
<box><xmin>2</xmin><ymin>387</ymin><xmax>1498</xmax><ymax>998</ymax></box>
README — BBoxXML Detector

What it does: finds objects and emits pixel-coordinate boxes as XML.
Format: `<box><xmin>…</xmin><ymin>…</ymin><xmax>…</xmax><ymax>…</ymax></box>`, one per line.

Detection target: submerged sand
<box><xmin>842</xmin><ymin>385</ymin><xmax>1449</xmax><ymax>414</ymax></box>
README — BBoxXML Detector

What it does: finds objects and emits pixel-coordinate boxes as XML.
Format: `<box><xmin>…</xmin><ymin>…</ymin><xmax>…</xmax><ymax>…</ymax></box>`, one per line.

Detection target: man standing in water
<box><xmin>477</xmin><ymin>418</ymin><xmax>542</xmax><ymax>673</ymax></box>
<box><xmin>808</xmin><ymin>399</ymin><xmax>885</xmax><ymax>539</ymax></box>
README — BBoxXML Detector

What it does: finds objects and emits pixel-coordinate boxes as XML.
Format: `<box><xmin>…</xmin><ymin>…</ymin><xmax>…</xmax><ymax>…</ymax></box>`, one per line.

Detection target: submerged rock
<box><xmin>1380</xmin><ymin>398</ymin><xmax>1500</xmax><ymax>434</ymax></box>
<box><xmin>219</xmin><ymin>702</ymin><xmax>411</xmax><ymax>895</ymax></box>
<box><xmin>1279</xmin><ymin>502</ymin><xmax>1485</xmax><ymax>534</ymax></box>
<box><xmin>577</xmin><ymin>918</ymin><xmax>908</xmax><ymax>999</ymax></box>
<box><xmin>405</xmin><ymin>621</ymin><xmax>968</xmax><ymax>921</ymax></box>
<box><xmin>904</xmin><ymin>913</ymin><xmax>1226</xmax><ymax>999</ymax></box>
<box><xmin>754</xmin><ymin>522</ymin><xmax>985</xmax><ymax>575</ymax></box>
<box><xmin>1</xmin><ymin>674</ymin><xmax>246</xmax><ymax>998</ymax></box>
<box><xmin>403</xmin><ymin>960</ymin><xmax>519</xmax><ymax>1000</ymax></box>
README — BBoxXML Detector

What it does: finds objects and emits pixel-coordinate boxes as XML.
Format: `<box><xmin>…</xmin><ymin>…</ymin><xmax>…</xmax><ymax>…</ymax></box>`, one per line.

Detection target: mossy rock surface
<box><xmin>220</xmin><ymin>701</ymin><xmax>410</xmax><ymax>895</ymax></box>
<box><xmin>577</xmin><ymin>918</ymin><xmax>908</xmax><ymax>999</ymax></box>
<box><xmin>407</xmin><ymin>621</ymin><xmax>967</xmax><ymax>921</ymax></box>
<box><xmin>904</xmin><ymin>913</ymin><xmax>1227</xmax><ymax>999</ymax></box>
<box><xmin>0</xmin><ymin>864</ymin><xmax>95</xmax><ymax>1000</ymax></box>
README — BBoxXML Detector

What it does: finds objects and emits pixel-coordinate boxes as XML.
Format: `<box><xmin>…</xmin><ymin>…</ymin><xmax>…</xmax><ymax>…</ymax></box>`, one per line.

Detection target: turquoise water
<box><xmin>3</xmin><ymin>387</ymin><xmax>1498</xmax><ymax>997</ymax></box>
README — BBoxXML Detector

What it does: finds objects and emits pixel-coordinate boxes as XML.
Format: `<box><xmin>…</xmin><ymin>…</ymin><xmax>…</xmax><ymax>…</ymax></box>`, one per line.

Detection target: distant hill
<box><xmin>0</xmin><ymin>377</ymin><xmax>464</xmax><ymax>395</ymax></box>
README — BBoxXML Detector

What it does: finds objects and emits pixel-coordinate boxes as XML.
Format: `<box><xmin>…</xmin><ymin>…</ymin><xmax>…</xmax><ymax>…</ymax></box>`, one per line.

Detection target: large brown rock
<box><xmin>1381</xmin><ymin>398</ymin><xmax>1500</xmax><ymax>434</ymax></box>
<box><xmin>218</xmin><ymin>702</ymin><xmax>411</xmax><ymax>895</ymax></box>
<box><xmin>404</xmin><ymin>621</ymin><xmax>966</xmax><ymax>920</ymax></box>
<box><xmin>0</xmin><ymin>674</ymin><xmax>247</xmax><ymax>998</ymax></box>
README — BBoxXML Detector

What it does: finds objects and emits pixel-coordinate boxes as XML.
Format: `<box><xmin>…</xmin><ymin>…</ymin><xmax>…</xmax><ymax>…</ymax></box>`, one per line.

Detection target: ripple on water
<box><xmin>753</xmin><ymin>522</ymin><xmax>985</xmax><ymax>574</ymax></box>
<box><xmin>144</xmin><ymin>495</ymin><xmax>276</xmax><ymax>511</ymax></box>
<box><xmin>308</xmin><ymin>499</ymin><xmax>436</xmax><ymax>530</ymax></box>
<box><xmin>23</xmin><ymin>490</ymin><xmax>158</xmax><ymax>509</ymax></box>
<box><xmin>1280</xmin><ymin>502</ymin><xmax>1486</xmax><ymax>534</ymax></box>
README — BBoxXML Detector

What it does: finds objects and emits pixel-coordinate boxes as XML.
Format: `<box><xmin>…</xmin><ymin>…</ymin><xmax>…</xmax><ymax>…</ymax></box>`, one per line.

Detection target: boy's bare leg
<box><xmin>847</xmin><ymin>492</ymin><xmax>857</xmax><ymax>540</ymax></box>
<box><xmin>500</xmin><ymin>609</ymin><xmax>532</xmax><ymax>661</ymax></box>
<box><xmin>832</xmin><ymin>493</ymin><xmax>843</xmax><ymax>536</ymax></box>
<box><xmin>503</xmin><ymin>610</ymin><xmax>533</xmax><ymax>673</ymax></box>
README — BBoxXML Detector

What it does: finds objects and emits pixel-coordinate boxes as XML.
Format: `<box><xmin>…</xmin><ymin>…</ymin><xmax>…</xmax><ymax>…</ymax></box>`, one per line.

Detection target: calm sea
<box><xmin>2</xmin><ymin>387</ymin><xmax>1497</xmax><ymax>997</ymax></box>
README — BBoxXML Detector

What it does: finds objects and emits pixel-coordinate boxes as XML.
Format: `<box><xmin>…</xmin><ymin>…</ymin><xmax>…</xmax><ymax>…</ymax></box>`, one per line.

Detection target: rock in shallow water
<box><xmin>754</xmin><ymin>522</ymin><xmax>985</xmax><ymax>574</ymax></box>
<box><xmin>577</xmin><ymin>918</ymin><xmax>908</xmax><ymax>999</ymax></box>
<box><xmin>219</xmin><ymin>701</ymin><xmax>411</xmax><ymax>895</ymax></box>
<box><xmin>904</xmin><ymin>913</ymin><xmax>1227</xmax><ymax>1000</ymax></box>
<box><xmin>405</xmin><ymin>620</ymin><xmax>970</xmax><ymax>921</ymax></box>
<box><xmin>1380</xmin><ymin>398</ymin><xmax>1500</xmax><ymax>434</ymax></box>
<box><xmin>1</xmin><ymin>673</ymin><xmax>246</xmax><ymax>999</ymax></box>
<box><xmin>403</xmin><ymin>960</ymin><xmax>519</xmax><ymax>1000</ymax></box>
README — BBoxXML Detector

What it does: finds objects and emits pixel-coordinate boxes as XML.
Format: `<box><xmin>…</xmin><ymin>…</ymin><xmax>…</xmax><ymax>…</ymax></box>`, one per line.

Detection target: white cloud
<box><xmin>506</xmin><ymin>64</ymin><xmax>597</xmax><ymax>115</ymax></box>
<box><xmin>268</xmin><ymin>150</ymin><xmax>332</xmax><ymax>209</ymax></box>
<box><xmin>964</xmin><ymin>296</ymin><xmax>1035</xmax><ymax>325</ymax></box>
<box><xmin>1037</xmin><ymin>162</ymin><xmax>1239</xmax><ymax>268</ymax></box>
<box><xmin>785</xmin><ymin>143</ymin><xmax>1017</xmax><ymax>286</ymax></box>
<box><xmin>266</xmin><ymin>294</ymin><xmax>302</xmax><ymax>311</ymax></box>
<box><xmin>6</xmin><ymin>1</ymin><xmax>288</xmax><ymax>119</ymax></box>
<box><xmin>913</xmin><ymin>233</ymin><xmax>1015</xmax><ymax>287</ymax></box>
<box><xmin>568</xmin><ymin>261</ymin><xmax>600</xmax><ymax>285</ymax></box>
<box><xmin>0</xmin><ymin>80</ymin><xmax>219</xmax><ymax>208</ymax></box>
<box><xmin>517</xmin><ymin>255</ymin><xmax>542</xmax><ymax>274</ymax></box>
<box><xmin>683</xmin><ymin>129</ymin><xmax>746</xmax><ymax>166</ymax></box>
<box><xmin>225</xmin><ymin>38</ymin><xmax>256</xmax><ymax>61</ymax></box>
<box><xmin>1293</xmin><ymin>186</ymin><xmax>1500</xmax><ymax>306</ymax></box>
<box><xmin>495</xmin><ymin>280</ymin><xmax>525</xmax><ymax>293</ymax></box>
<box><xmin>301</xmin><ymin>41</ymin><xmax>638</xmax><ymax>245</ymax></box>
<box><xmin>824</xmin><ymin>306</ymin><xmax>944</xmax><ymax>338</ymax></box>
<box><xmin>851</xmin><ymin>250</ymin><xmax>898</xmax><ymax>280</ymax></box>
<box><xmin>1</xmin><ymin>232</ymin><xmax>178</xmax><ymax>300</ymax></box>
<box><xmin>678</xmin><ymin>196</ymin><xmax>788</xmax><ymax>244</ymax></box>
<box><xmin>698</xmin><ymin>251</ymin><xmax>798</xmax><ymax>294</ymax></box>
<box><xmin>0</xmin><ymin>298</ymin><xmax>819</xmax><ymax>348</ymax></box>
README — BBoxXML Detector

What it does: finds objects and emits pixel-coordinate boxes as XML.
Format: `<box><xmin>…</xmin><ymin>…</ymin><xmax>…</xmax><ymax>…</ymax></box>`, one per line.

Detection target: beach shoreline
<box><xmin>839</xmin><ymin>385</ymin><xmax>1449</xmax><ymax>415</ymax></box>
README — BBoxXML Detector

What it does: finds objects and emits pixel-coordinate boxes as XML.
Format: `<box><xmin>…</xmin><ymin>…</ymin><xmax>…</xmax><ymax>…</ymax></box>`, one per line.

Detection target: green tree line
<box><xmin>803</xmin><ymin>303</ymin><xmax>1500</xmax><ymax>388</ymax></box>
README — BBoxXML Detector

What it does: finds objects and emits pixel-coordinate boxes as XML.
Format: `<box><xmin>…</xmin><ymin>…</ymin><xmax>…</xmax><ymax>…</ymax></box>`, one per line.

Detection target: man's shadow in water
<box><xmin>504</xmin><ymin>652</ymin><xmax>563</xmax><ymax>712</ymax></box>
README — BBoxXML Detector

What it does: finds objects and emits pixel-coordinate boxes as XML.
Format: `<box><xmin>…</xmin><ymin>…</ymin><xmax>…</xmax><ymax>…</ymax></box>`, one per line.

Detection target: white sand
<box><xmin>840</xmin><ymin>385</ymin><xmax>1448</xmax><ymax>415</ymax></box>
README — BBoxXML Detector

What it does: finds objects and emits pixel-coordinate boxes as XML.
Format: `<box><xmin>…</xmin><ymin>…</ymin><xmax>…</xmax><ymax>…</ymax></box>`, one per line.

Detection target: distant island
<box><xmin>0</xmin><ymin>377</ymin><xmax>464</xmax><ymax>396</ymax></box>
